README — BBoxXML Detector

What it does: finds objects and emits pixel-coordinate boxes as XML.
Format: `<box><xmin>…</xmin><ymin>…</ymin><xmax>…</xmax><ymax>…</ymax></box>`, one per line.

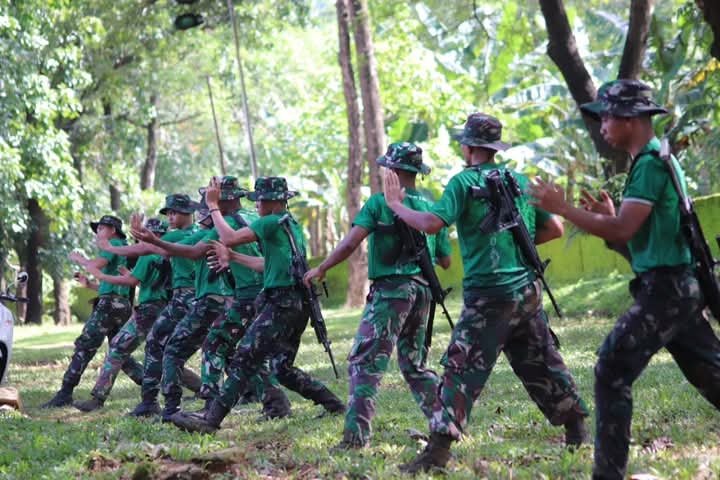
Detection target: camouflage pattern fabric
<box><xmin>141</xmin><ymin>288</ymin><xmax>195</xmax><ymax>402</ymax></box>
<box><xmin>451</xmin><ymin>113</ymin><xmax>509</xmax><ymax>151</ymax></box>
<box><xmin>90</xmin><ymin>300</ymin><xmax>166</xmax><ymax>401</ymax></box>
<box><xmin>580</xmin><ymin>79</ymin><xmax>668</xmax><ymax>121</ymax></box>
<box><xmin>429</xmin><ymin>281</ymin><xmax>588</xmax><ymax>440</ymax></box>
<box><xmin>343</xmin><ymin>277</ymin><xmax>440</xmax><ymax>445</ymax></box>
<box><xmin>218</xmin><ymin>288</ymin><xmax>342</xmax><ymax>411</ymax></box>
<box><xmin>200</xmin><ymin>295</ymin><xmax>290</xmax><ymax>416</ymax></box>
<box><xmin>246</xmin><ymin>176</ymin><xmax>298</xmax><ymax>201</ymax></box>
<box><xmin>376</xmin><ymin>142</ymin><xmax>430</xmax><ymax>175</ymax></box>
<box><xmin>161</xmin><ymin>295</ymin><xmax>228</xmax><ymax>408</ymax></box>
<box><xmin>61</xmin><ymin>295</ymin><xmax>142</xmax><ymax>390</ymax></box>
<box><xmin>594</xmin><ymin>268</ymin><xmax>720</xmax><ymax>480</ymax></box>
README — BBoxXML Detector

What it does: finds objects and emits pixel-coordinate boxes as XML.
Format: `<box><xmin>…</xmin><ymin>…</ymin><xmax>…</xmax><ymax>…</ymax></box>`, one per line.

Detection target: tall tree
<box><xmin>350</xmin><ymin>0</ymin><xmax>385</xmax><ymax>193</ymax></box>
<box><xmin>539</xmin><ymin>0</ymin><xmax>654</xmax><ymax>175</ymax></box>
<box><xmin>336</xmin><ymin>0</ymin><xmax>369</xmax><ymax>307</ymax></box>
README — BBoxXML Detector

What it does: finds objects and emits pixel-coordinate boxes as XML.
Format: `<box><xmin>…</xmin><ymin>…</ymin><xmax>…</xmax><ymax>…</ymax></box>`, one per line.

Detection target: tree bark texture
<box><xmin>52</xmin><ymin>276</ymin><xmax>71</xmax><ymax>325</ymax></box>
<box><xmin>140</xmin><ymin>93</ymin><xmax>159</xmax><ymax>190</ymax></box>
<box><xmin>349</xmin><ymin>0</ymin><xmax>384</xmax><ymax>194</ymax></box>
<box><xmin>337</xmin><ymin>0</ymin><xmax>369</xmax><ymax>308</ymax></box>
<box><xmin>618</xmin><ymin>0</ymin><xmax>655</xmax><ymax>79</ymax></box>
<box><xmin>25</xmin><ymin>198</ymin><xmax>48</xmax><ymax>324</ymax></box>
<box><xmin>539</xmin><ymin>0</ymin><xmax>631</xmax><ymax>176</ymax></box>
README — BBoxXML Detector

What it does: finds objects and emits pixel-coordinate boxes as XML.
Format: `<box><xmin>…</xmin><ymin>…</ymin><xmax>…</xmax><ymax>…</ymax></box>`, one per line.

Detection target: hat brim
<box><xmin>376</xmin><ymin>156</ymin><xmax>431</xmax><ymax>175</ymax></box>
<box><xmin>159</xmin><ymin>201</ymin><xmax>202</xmax><ymax>215</ymax></box>
<box><xmin>90</xmin><ymin>221</ymin><xmax>126</xmax><ymax>239</ymax></box>
<box><xmin>246</xmin><ymin>191</ymin><xmax>298</xmax><ymax>201</ymax></box>
<box><xmin>452</xmin><ymin>132</ymin><xmax>510</xmax><ymax>151</ymax></box>
<box><xmin>219</xmin><ymin>189</ymin><xmax>248</xmax><ymax>201</ymax></box>
<box><xmin>580</xmin><ymin>101</ymin><xmax>669</xmax><ymax>121</ymax></box>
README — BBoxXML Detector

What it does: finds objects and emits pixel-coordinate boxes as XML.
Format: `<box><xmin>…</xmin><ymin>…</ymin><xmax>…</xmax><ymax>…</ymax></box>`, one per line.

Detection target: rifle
<box><xmin>660</xmin><ymin>138</ymin><xmax>720</xmax><ymax>322</ymax></box>
<box><xmin>277</xmin><ymin>213</ymin><xmax>339</xmax><ymax>379</ymax></box>
<box><xmin>469</xmin><ymin>169</ymin><xmax>562</xmax><ymax>318</ymax></box>
<box><xmin>392</xmin><ymin>216</ymin><xmax>454</xmax><ymax>352</ymax></box>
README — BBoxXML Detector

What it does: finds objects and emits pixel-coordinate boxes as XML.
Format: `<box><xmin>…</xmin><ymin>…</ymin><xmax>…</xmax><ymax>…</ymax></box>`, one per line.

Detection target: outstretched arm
<box><xmin>84</xmin><ymin>265</ymin><xmax>140</xmax><ymax>288</ymax></box>
<box><xmin>303</xmin><ymin>226</ymin><xmax>369</xmax><ymax>286</ymax></box>
<box><xmin>69</xmin><ymin>251</ymin><xmax>108</xmax><ymax>270</ymax></box>
<box><xmin>96</xmin><ymin>237</ymin><xmax>164</xmax><ymax>257</ymax></box>
<box><xmin>208</xmin><ymin>240</ymin><xmax>265</xmax><ymax>273</ymax></box>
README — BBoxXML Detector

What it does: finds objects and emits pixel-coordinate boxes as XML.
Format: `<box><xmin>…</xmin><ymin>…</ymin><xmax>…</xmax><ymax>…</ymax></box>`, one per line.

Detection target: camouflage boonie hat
<box><xmin>246</xmin><ymin>176</ymin><xmax>298</xmax><ymax>201</ymax></box>
<box><xmin>452</xmin><ymin>113</ymin><xmax>509</xmax><ymax>151</ymax></box>
<box><xmin>376</xmin><ymin>142</ymin><xmax>430</xmax><ymax>175</ymax></box>
<box><xmin>217</xmin><ymin>175</ymin><xmax>247</xmax><ymax>200</ymax></box>
<box><xmin>90</xmin><ymin>215</ymin><xmax>126</xmax><ymax>239</ymax></box>
<box><xmin>159</xmin><ymin>193</ymin><xmax>201</xmax><ymax>215</ymax></box>
<box><xmin>580</xmin><ymin>79</ymin><xmax>668</xmax><ymax>121</ymax></box>
<box><xmin>145</xmin><ymin>217</ymin><xmax>169</xmax><ymax>235</ymax></box>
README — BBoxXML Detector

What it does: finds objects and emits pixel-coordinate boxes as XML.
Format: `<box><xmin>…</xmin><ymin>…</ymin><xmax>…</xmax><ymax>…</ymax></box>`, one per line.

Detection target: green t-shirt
<box><xmin>203</xmin><ymin>210</ymin><xmax>264</xmax><ymax>297</ymax></box>
<box><xmin>431</xmin><ymin>163</ymin><xmax>551</xmax><ymax>292</ymax></box>
<box><xmin>352</xmin><ymin>190</ymin><xmax>452</xmax><ymax>280</ymax></box>
<box><xmin>131</xmin><ymin>254</ymin><xmax>169</xmax><ymax>304</ymax></box>
<box><xmin>161</xmin><ymin>225</ymin><xmax>198</xmax><ymax>289</ymax></box>
<box><xmin>98</xmin><ymin>238</ymin><xmax>130</xmax><ymax>297</ymax></box>
<box><xmin>249</xmin><ymin>212</ymin><xmax>305</xmax><ymax>289</ymax></box>
<box><xmin>179</xmin><ymin>228</ymin><xmax>232</xmax><ymax>298</ymax></box>
<box><xmin>622</xmin><ymin>137</ymin><xmax>691</xmax><ymax>273</ymax></box>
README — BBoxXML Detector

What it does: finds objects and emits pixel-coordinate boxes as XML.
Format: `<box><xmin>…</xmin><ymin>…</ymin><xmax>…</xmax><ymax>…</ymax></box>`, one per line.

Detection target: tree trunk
<box><xmin>618</xmin><ymin>0</ymin><xmax>655</xmax><ymax>79</ymax></box>
<box><xmin>25</xmin><ymin>198</ymin><xmax>48</xmax><ymax>324</ymax></box>
<box><xmin>109</xmin><ymin>185</ymin><xmax>122</xmax><ymax>211</ymax></box>
<box><xmin>140</xmin><ymin>93</ymin><xmax>159</xmax><ymax>190</ymax></box>
<box><xmin>539</xmin><ymin>0</ymin><xmax>629</xmax><ymax>176</ymax></box>
<box><xmin>349</xmin><ymin>0</ymin><xmax>384</xmax><ymax>194</ymax></box>
<box><xmin>52</xmin><ymin>275</ymin><xmax>71</xmax><ymax>325</ymax></box>
<box><xmin>338</xmin><ymin>0</ymin><xmax>369</xmax><ymax>308</ymax></box>
<box><xmin>697</xmin><ymin>0</ymin><xmax>720</xmax><ymax>60</ymax></box>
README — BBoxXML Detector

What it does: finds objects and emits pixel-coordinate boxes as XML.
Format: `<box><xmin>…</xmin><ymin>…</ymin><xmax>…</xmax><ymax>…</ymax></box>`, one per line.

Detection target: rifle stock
<box><xmin>277</xmin><ymin>214</ymin><xmax>339</xmax><ymax>378</ymax></box>
<box><xmin>660</xmin><ymin>139</ymin><xmax>720</xmax><ymax>322</ymax></box>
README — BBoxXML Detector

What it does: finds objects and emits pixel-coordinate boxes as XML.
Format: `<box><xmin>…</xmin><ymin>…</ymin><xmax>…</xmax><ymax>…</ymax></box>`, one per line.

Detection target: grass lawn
<box><xmin>2</xmin><ymin>274</ymin><xmax>720</xmax><ymax>479</ymax></box>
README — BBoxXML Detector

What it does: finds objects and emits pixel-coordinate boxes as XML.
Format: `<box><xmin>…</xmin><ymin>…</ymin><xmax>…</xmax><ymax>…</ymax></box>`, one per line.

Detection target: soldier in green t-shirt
<box><xmin>530</xmin><ymin>79</ymin><xmax>720</xmax><ymax>480</ymax></box>
<box><xmin>95</xmin><ymin>194</ymin><xmax>204</xmax><ymax>417</ymax></box>
<box><xmin>303</xmin><ymin>142</ymin><xmax>451</xmax><ymax>449</ymax></box>
<box><xmin>384</xmin><ymin>114</ymin><xmax>589</xmax><ymax>473</ymax></box>
<box><xmin>42</xmin><ymin>215</ymin><xmax>142</xmax><ymax>408</ymax></box>
<box><xmin>170</xmin><ymin>176</ymin><xmax>345</xmax><ymax>434</ymax></box>
<box><xmin>73</xmin><ymin>218</ymin><xmax>170</xmax><ymax>412</ymax></box>
<box><xmin>133</xmin><ymin>177</ymin><xmax>288</xmax><ymax>422</ymax></box>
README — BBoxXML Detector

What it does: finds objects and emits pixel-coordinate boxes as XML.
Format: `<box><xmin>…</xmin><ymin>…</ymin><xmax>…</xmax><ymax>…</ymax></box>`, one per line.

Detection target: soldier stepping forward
<box><xmin>73</xmin><ymin>218</ymin><xmax>171</xmax><ymax>412</ymax></box>
<box><xmin>384</xmin><ymin>113</ymin><xmax>589</xmax><ymax>473</ymax></box>
<box><xmin>531</xmin><ymin>80</ymin><xmax>720</xmax><ymax>480</ymax></box>
<box><xmin>171</xmin><ymin>176</ymin><xmax>345</xmax><ymax>434</ymax></box>
<box><xmin>42</xmin><ymin>216</ymin><xmax>142</xmax><ymax>408</ymax></box>
<box><xmin>304</xmin><ymin>142</ymin><xmax>452</xmax><ymax>449</ymax></box>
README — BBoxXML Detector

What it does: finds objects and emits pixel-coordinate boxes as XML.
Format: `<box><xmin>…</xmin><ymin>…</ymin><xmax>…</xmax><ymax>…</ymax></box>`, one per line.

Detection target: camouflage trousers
<box><xmin>141</xmin><ymin>288</ymin><xmax>195</xmax><ymax>403</ymax></box>
<box><xmin>62</xmin><ymin>295</ymin><xmax>142</xmax><ymax>390</ymax></box>
<box><xmin>218</xmin><ymin>288</ymin><xmax>342</xmax><ymax>411</ymax></box>
<box><xmin>90</xmin><ymin>300</ymin><xmax>166</xmax><ymax>401</ymax></box>
<box><xmin>593</xmin><ymin>268</ymin><xmax>720</xmax><ymax>480</ymax></box>
<box><xmin>344</xmin><ymin>277</ymin><xmax>440</xmax><ymax>445</ymax></box>
<box><xmin>430</xmin><ymin>280</ymin><xmax>588</xmax><ymax>440</ymax></box>
<box><xmin>162</xmin><ymin>295</ymin><xmax>228</xmax><ymax>408</ymax></box>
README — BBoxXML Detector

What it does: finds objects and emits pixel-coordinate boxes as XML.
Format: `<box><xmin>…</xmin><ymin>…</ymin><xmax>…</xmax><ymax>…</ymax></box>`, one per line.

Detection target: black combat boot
<box><xmin>128</xmin><ymin>399</ymin><xmax>161</xmax><ymax>418</ymax></box>
<box><xmin>74</xmin><ymin>396</ymin><xmax>105</xmax><ymax>412</ymax></box>
<box><xmin>330</xmin><ymin>432</ymin><xmax>369</xmax><ymax>452</ymax></box>
<box><xmin>40</xmin><ymin>386</ymin><xmax>73</xmax><ymax>409</ymax></box>
<box><xmin>261</xmin><ymin>388</ymin><xmax>291</xmax><ymax>420</ymax></box>
<box><xmin>160</xmin><ymin>398</ymin><xmax>181</xmax><ymax>423</ymax></box>
<box><xmin>564</xmin><ymin>417</ymin><xmax>590</xmax><ymax>448</ymax></box>
<box><xmin>399</xmin><ymin>432</ymin><xmax>453</xmax><ymax>474</ymax></box>
<box><xmin>171</xmin><ymin>400</ymin><xmax>230</xmax><ymax>434</ymax></box>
